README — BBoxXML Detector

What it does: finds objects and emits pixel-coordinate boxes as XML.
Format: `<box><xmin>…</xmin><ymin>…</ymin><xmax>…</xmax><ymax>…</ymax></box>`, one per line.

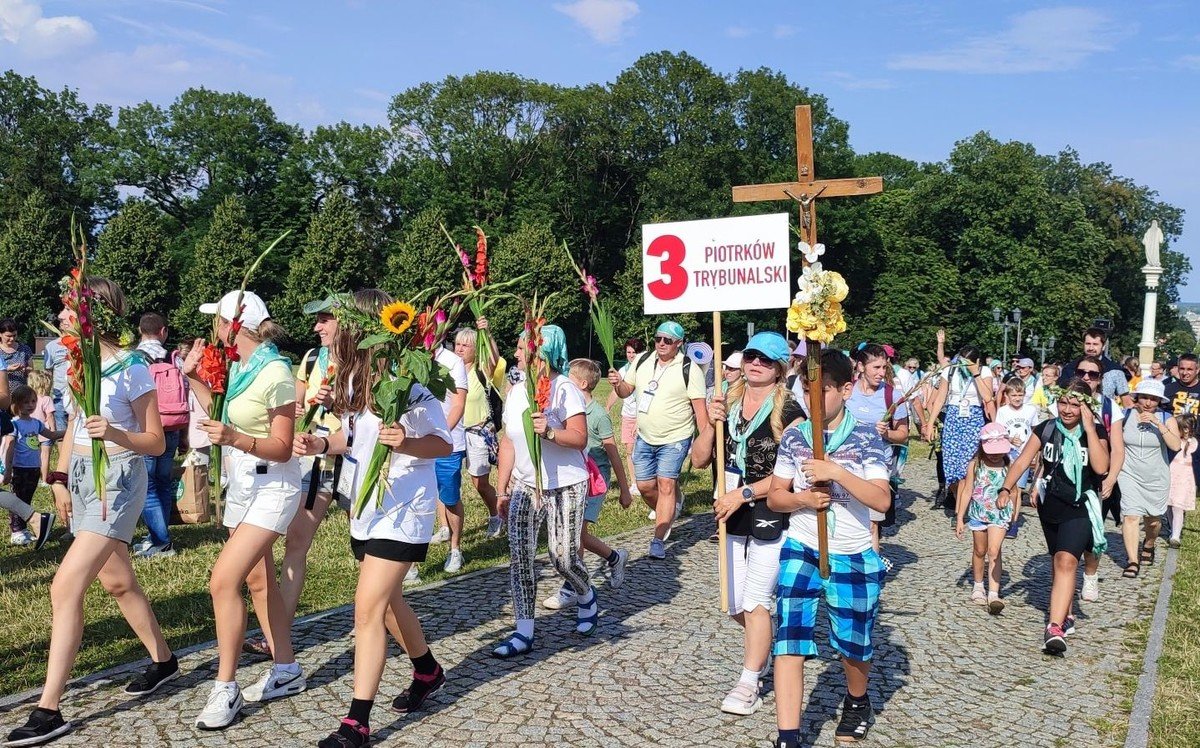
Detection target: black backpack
<box><xmin>633</xmin><ymin>351</ymin><xmax>696</xmax><ymax>390</ymax></box>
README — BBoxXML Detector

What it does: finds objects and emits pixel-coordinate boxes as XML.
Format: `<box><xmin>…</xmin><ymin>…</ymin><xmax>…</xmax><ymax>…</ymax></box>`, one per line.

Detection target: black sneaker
<box><xmin>390</xmin><ymin>665</ymin><xmax>445</xmax><ymax>713</ymax></box>
<box><xmin>124</xmin><ymin>654</ymin><xmax>180</xmax><ymax>696</ymax></box>
<box><xmin>1043</xmin><ymin>623</ymin><xmax>1067</xmax><ymax>654</ymax></box>
<box><xmin>834</xmin><ymin>698</ymin><xmax>875</xmax><ymax>742</ymax></box>
<box><xmin>317</xmin><ymin>718</ymin><xmax>370</xmax><ymax>748</ymax></box>
<box><xmin>32</xmin><ymin>514</ymin><xmax>55</xmax><ymax>552</ymax></box>
<box><xmin>5</xmin><ymin>707</ymin><xmax>72</xmax><ymax>747</ymax></box>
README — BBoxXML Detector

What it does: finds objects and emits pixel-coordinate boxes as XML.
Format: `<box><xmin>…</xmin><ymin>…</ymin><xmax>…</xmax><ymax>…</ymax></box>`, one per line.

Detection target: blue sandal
<box><xmin>576</xmin><ymin>588</ymin><xmax>599</xmax><ymax>636</ymax></box>
<box><xmin>492</xmin><ymin>631</ymin><xmax>534</xmax><ymax>658</ymax></box>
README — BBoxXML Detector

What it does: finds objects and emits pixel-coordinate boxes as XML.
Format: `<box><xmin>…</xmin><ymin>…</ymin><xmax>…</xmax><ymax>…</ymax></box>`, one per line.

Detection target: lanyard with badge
<box><xmin>336</xmin><ymin>413</ymin><xmax>359</xmax><ymax>504</ymax></box>
<box><xmin>638</xmin><ymin>360</ymin><xmax>668</xmax><ymax>414</ymax></box>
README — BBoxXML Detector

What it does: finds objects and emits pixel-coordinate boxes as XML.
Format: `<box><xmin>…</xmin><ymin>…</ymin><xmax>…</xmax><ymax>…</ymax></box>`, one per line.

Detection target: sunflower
<box><xmin>380</xmin><ymin>301</ymin><xmax>416</xmax><ymax>335</ymax></box>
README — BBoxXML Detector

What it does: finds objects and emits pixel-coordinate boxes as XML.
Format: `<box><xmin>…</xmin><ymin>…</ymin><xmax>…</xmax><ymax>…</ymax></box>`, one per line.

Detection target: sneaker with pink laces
<box><xmin>1043</xmin><ymin>623</ymin><xmax>1067</xmax><ymax>654</ymax></box>
<box><xmin>318</xmin><ymin>718</ymin><xmax>370</xmax><ymax>748</ymax></box>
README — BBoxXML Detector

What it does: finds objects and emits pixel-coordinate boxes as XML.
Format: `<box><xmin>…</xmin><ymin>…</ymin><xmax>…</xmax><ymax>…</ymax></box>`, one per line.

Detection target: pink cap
<box><xmin>979</xmin><ymin>422</ymin><xmax>1013</xmax><ymax>455</ymax></box>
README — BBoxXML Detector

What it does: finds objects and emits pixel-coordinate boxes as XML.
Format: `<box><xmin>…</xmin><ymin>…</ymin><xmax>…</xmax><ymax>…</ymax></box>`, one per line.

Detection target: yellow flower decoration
<box><xmin>786</xmin><ymin>266</ymin><xmax>849</xmax><ymax>344</ymax></box>
<box><xmin>380</xmin><ymin>301</ymin><xmax>416</xmax><ymax>335</ymax></box>
<box><xmin>826</xmin><ymin>272</ymin><xmax>849</xmax><ymax>302</ymax></box>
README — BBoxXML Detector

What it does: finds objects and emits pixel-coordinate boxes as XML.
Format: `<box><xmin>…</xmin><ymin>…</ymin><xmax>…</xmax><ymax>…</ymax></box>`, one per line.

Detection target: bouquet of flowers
<box><xmin>785</xmin><ymin>243</ymin><xmax>848</xmax><ymax>345</ymax></box>
<box><xmin>193</xmin><ymin>231</ymin><xmax>289</xmax><ymax>492</ymax></box>
<box><xmin>519</xmin><ymin>292</ymin><xmax>556</xmax><ymax>501</ymax></box>
<box><xmin>441</xmin><ymin>224</ymin><xmax>528</xmax><ymax>378</ymax></box>
<box><xmin>562</xmin><ymin>243</ymin><xmax>616</xmax><ymax>370</ymax></box>
<box><xmin>334</xmin><ymin>291</ymin><xmax>462</xmax><ymax>518</ymax></box>
<box><xmin>47</xmin><ymin>220</ymin><xmax>111</xmax><ymax>517</ymax></box>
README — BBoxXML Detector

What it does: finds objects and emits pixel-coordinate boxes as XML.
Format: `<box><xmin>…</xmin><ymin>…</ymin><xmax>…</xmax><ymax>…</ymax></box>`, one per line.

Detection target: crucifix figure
<box><xmin>731</xmin><ymin>104</ymin><xmax>883</xmax><ymax>578</ymax></box>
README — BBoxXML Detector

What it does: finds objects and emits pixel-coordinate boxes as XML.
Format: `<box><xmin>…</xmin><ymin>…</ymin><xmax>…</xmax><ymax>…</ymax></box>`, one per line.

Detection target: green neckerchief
<box><xmin>316</xmin><ymin>346</ymin><xmax>329</xmax><ymax>376</ymax></box>
<box><xmin>223</xmin><ymin>341</ymin><xmax>290</xmax><ymax>421</ymax></box>
<box><xmin>1084</xmin><ymin>489</ymin><xmax>1107</xmax><ymax>555</ymax></box>
<box><xmin>100</xmin><ymin>352</ymin><xmax>144</xmax><ymax>379</ymax></box>
<box><xmin>728</xmin><ymin>392</ymin><xmax>774</xmax><ymax>474</ymax></box>
<box><xmin>796</xmin><ymin>410</ymin><xmax>858</xmax><ymax>454</ymax></box>
<box><xmin>1054</xmin><ymin>420</ymin><xmax>1085</xmax><ymax>502</ymax></box>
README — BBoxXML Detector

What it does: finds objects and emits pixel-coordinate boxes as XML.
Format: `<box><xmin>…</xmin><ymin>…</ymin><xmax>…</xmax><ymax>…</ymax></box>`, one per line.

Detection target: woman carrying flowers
<box><xmin>293</xmin><ymin>290</ymin><xmax>452</xmax><ymax>748</ymax></box>
<box><xmin>182</xmin><ymin>290</ymin><xmax>306</xmax><ymax>730</ymax></box>
<box><xmin>5</xmin><ymin>277</ymin><xmax>178</xmax><ymax>748</ymax></box>
<box><xmin>493</xmin><ymin>324</ymin><xmax>595</xmax><ymax>658</ymax></box>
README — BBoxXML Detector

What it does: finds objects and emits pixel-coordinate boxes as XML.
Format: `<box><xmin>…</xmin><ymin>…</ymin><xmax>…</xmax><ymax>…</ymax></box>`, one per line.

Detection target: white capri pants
<box><xmin>722</xmin><ymin>532</ymin><xmax>785</xmax><ymax>616</ymax></box>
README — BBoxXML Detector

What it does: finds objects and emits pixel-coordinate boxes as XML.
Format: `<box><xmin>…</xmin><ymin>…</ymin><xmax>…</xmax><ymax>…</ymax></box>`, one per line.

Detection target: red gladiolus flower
<box><xmin>198</xmin><ymin>344</ymin><xmax>229</xmax><ymax>394</ymax></box>
<box><xmin>474</xmin><ymin>228</ymin><xmax>488</xmax><ymax>287</ymax></box>
<box><xmin>535</xmin><ymin>374</ymin><xmax>551</xmax><ymax>412</ymax></box>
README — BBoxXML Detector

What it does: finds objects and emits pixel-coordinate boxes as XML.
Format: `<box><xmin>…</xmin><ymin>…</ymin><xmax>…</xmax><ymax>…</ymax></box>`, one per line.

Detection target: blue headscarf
<box><xmin>538</xmin><ymin>325</ymin><xmax>569</xmax><ymax>374</ymax></box>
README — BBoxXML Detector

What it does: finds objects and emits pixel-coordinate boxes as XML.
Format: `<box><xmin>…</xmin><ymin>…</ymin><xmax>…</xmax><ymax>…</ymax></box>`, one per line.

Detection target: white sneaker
<box><xmin>10</xmin><ymin>530</ymin><xmax>30</xmax><ymax>546</ymax></box>
<box><xmin>542</xmin><ymin>587</ymin><xmax>577</xmax><ymax>610</ymax></box>
<box><xmin>486</xmin><ymin>515</ymin><xmax>504</xmax><ymax>538</ymax></box>
<box><xmin>444</xmin><ymin>549</ymin><xmax>464</xmax><ymax>573</ymax></box>
<box><xmin>647</xmin><ymin>509</ymin><xmax>656</xmax><ymax>520</ymax></box>
<box><xmin>720</xmin><ymin>680</ymin><xmax>762</xmax><ymax>715</ymax></box>
<box><xmin>432</xmin><ymin>526</ymin><xmax>450</xmax><ymax>544</ymax></box>
<box><xmin>630</xmin><ymin>484</ymin><xmax>641</xmax><ymax>497</ymax></box>
<box><xmin>404</xmin><ymin>565</ymin><xmax>421</xmax><ymax>585</ymax></box>
<box><xmin>195</xmin><ymin>683</ymin><xmax>243</xmax><ymax>730</ymax></box>
<box><xmin>243</xmin><ymin>664</ymin><xmax>306</xmax><ymax>703</ymax></box>
<box><xmin>136</xmin><ymin>542</ymin><xmax>176</xmax><ymax>560</ymax></box>
<box><xmin>675</xmin><ymin>491</ymin><xmax>684</xmax><ymax>520</ymax></box>
<box><xmin>131</xmin><ymin>537</ymin><xmax>153</xmax><ymax>554</ymax></box>
<box><xmin>1081</xmin><ymin>574</ymin><xmax>1099</xmax><ymax>602</ymax></box>
<box><xmin>608</xmin><ymin>548</ymin><xmax>630</xmax><ymax>589</ymax></box>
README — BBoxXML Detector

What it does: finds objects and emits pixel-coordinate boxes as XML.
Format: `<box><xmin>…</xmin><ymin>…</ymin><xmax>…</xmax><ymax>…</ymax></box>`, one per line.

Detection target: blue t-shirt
<box><xmin>846</xmin><ymin>381</ymin><xmax>908</xmax><ymax>475</ymax></box>
<box><xmin>43</xmin><ymin>339</ymin><xmax>69</xmax><ymax>395</ymax></box>
<box><xmin>11</xmin><ymin>416</ymin><xmax>48</xmax><ymax>469</ymax></box>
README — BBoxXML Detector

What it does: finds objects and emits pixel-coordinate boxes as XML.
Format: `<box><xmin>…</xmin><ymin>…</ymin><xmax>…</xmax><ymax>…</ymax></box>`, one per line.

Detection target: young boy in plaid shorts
<box><xmin>767</xmin><ymin>349</ymin><xmax>892</xmax><ymax>746</ymax></box>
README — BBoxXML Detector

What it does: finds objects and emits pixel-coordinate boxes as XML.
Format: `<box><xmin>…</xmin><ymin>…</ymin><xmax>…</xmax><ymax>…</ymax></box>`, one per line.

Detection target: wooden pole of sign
<box><xmin>732</xmin><ymin>105</ymin><xmax>884</xmax><ymax>579</ymax></box>
<box><xmin>713</xmin><ymin>311</ymin><xmax>728</xmax><ymax>612</ymax></box>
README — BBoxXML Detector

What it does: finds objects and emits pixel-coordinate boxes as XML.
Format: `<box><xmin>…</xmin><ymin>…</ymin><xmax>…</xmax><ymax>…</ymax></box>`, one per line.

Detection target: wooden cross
<box><xmin>731</xmin><ymin>104</ymin><xmax>884</xmax><ymax>578</ymax></box>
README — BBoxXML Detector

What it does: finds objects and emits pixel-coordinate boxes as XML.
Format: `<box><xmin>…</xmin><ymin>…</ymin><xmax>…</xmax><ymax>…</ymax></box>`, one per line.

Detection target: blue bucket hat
<box><xmin>655</xmin><ymin>321</ymin><xmax>685</xmax><ymax>341</ymax></box>
<box><xmin>744</xmin><ymin>332</ymin><xmax>791</xmax><ymax>363</ymax></box>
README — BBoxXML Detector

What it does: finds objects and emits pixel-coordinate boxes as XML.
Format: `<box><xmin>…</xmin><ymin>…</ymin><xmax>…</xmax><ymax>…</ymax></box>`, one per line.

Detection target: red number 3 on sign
<box><xmin>646</xmin><ymin>234</ymin><xmax>688</xmax><ymax>301</ymax></box>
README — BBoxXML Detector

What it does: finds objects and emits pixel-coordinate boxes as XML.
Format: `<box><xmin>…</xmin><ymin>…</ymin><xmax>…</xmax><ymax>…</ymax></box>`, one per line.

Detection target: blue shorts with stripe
<box><xmin>773</xmin><ymin>538</ymin><xmax>886</xmax><ymax>662</ymax></box>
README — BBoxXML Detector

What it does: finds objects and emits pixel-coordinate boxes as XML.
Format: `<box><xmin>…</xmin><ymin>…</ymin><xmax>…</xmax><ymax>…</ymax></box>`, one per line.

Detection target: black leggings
<box><xmin>1039</xmin><ymin>515</ymin><xmax>1094</xmax><ymax>558</ymax></box>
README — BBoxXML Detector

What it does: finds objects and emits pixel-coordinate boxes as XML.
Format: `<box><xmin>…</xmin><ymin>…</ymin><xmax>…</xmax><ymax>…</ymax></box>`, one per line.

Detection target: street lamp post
<box><xmin>992</xmin><ymin>307</ymin><xmax>1022</xmax><ymax>363</ymax></box>
<box><xmin>1028</xmin><ymin>334</ymin><xmax>1057</xmax><ymax>366</ymax></box>
<box><xmin>1138</xmin><ymin>220</ymin><xmax>1165</xmax><ymax>378</ymax></box>
<box><xmin>1012</xmin><ymin>307</ymin><xmax>1023</xmax><ymax>357</ymax></box>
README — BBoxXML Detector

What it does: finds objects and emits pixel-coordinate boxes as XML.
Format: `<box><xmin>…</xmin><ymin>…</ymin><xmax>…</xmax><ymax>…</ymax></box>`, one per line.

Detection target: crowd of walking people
<box><xmin>0</xmin><ymin>276</ymin><xmax>1196</xmax><ymax>747</ymax></box>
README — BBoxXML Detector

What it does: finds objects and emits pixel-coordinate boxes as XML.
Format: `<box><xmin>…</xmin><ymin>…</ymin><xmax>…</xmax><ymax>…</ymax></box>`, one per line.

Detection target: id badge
<box><xmin>637</xmin><ymin>390</ymin><xmax>655</xmax><ymax>414</ymax></box>
<box><xmin>337</xmin><ymin>454</ymin><xmax>359</xmax><ymax>502</ymax></box>
<box><xmin>958</xmin><ymin>399</ymin><xmax>970</xmax><ymax>418</ymax></box>
<box><xmin>724</xmin><ymin>464</ymin><xmax>743</xmax><ymax>493</ymax></box>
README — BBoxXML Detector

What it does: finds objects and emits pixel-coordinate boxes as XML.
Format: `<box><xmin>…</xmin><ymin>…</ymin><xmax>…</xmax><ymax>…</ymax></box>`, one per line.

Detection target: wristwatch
<box><xmin>544</xmin><ymin>427</ymin><xmax>556</xmax><ymax>442</ymax></box>
<box><xmin>742</xmin><ymin>486</ymin><xmax>755</xmax><ymax>505</ymax></box>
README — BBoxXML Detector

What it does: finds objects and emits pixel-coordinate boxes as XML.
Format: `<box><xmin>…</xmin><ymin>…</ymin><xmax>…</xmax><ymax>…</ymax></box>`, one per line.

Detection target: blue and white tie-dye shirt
<box><xmin>772</xmin><ymin>416</ymin><xmax>891</xmax><ymax>554</ymax></box>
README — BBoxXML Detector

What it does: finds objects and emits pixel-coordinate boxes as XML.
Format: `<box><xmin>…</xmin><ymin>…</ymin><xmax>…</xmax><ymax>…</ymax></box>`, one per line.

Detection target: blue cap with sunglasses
<box><xmin>743</xmin><ymin>331</ymin><xmax>791</xmax><ymax>364</ymax></box>
<box><xmin>655</xmin><ymin>321</ymin><xmax>685</xmax><ymax>341</ymax></box>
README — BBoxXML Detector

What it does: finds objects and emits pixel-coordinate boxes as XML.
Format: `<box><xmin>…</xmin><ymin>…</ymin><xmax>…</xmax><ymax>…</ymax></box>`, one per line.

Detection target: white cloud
<box><xmin>1178</xmin><ymin>54</ymin><xmax>1200</xmax><ymax>70</ymax></box>
<box><xmin>726</xmin><ymin>25</ymin><xmax>752</xmax><ymax>39</ymax></box>
<box><xmin>553</xmin><ymin>0</ymin><xmax>638</xmax><ymax>45</ymax></box>
<box><xmin>826</xmin><ymin>71</ymin><xmax>896</xmax><ymax>91</ymax></box>
<box><xmin>0</xmin><ymin>0</ymin><xmax>95</xmax><ymax>59</ymax></box>
<box><xmin>109</xmin><ymin>15</ymin><xmax>266</xmax><ymax>59</ymax></box>
<box><xmin>773</xmin><ymin>24</ymin><xmax>797</xmax><ymax>39</ymax></box>
<box><xmin>889</xmin><ymin>6</ymin><xmax>1121</xmax><ymax>74</ymax></box>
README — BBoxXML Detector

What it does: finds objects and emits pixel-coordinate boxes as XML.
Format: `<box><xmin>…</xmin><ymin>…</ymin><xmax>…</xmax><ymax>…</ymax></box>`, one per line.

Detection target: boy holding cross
<box><xmin>768</xmin><ymin>349</ymin><xmax>892</xmax><ymax>746</ymax></box>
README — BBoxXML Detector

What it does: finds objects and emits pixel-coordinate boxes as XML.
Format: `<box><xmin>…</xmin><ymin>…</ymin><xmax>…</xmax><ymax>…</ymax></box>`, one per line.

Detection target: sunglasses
<box><xmin>742</xmin><ymin>350</ymin><xmax>776</xmax><ymax>366</ymax></box>
<box><xmin>1078</xmin><ymin>370</ymin><xmax>1101</xmax><ymax>379</ymax></box>
<box><xmin>654</xmin><ymin>336</ymin><xmax>680</xmax><ymax>345</ymax></box>
<box><xmin>905</xmin><ymin>365</ymin><xmax>918</xmax><ymax>370</ymax></box>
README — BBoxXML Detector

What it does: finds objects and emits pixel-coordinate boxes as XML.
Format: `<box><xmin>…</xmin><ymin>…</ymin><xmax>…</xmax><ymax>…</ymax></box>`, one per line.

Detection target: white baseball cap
<box><xmin>724</xmin><ymin>351</ymin><xmax>743</xmax><ymax>368</ymax></box>
<box><xmin>199</xmin><ymin>290</ymin><xmax>272</xmax><ymax>332</ymax></box>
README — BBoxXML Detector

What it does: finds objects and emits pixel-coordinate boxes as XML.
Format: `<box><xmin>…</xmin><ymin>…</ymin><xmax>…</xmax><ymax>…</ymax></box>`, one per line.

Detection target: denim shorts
<box><xmin>69</xmin><ymin>451</ymin><xmax>147</xmax><ymax>544</ymax></box>
<box><xmin>632</xmin><ymin>436</ymin><xmax>692</xmax><ymax>482</ymax></box>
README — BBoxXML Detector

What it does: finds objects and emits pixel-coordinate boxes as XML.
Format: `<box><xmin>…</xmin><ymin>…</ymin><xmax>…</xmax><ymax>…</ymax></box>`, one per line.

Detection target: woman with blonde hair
<box><xmin>182</xmin><ymin>290</ymin><xmax>305</xmax><ymax>730</ymax></box>
<box><xmin>691</xmin><ymin>331</ymin><xmax>803</xmax><ymax>716</ymax></box>
<box><xmin>5</xmin><ymin>277</ymin><xmax>176</xmax><ymax>747</ymax></box>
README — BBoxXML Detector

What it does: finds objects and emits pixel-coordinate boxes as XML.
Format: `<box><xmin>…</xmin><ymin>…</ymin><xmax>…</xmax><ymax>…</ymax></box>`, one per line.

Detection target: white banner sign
<box><xmin>641</xmin><ymin>213</ymin><xmax>791</xmax><ymax>315</ymax></box>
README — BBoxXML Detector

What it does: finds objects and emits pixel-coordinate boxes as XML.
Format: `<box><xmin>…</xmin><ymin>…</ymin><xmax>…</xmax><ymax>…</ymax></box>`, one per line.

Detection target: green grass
<box><xmin>1149</xmin><ymin>511</ymin><xmax>1200</xmax><ymax>747</ymax></box>
<box><xmin>0</xmin><ymin>382</ymin><xmax>716</xmax><ymax>696</ymax></box>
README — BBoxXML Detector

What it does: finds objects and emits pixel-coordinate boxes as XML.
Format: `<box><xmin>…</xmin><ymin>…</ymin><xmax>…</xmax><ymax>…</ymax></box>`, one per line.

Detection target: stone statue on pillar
<box><xmin>1139</xmin><ymin>220</ymin><xmax>1165</xmax><ymax>377</ymax></box>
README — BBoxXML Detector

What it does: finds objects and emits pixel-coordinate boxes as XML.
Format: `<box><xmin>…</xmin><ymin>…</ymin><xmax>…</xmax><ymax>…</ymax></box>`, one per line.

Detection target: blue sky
<box><xmin>4</xmin><ymin>0</ymin><xmax>1198</xmax><ymax>298</ymax></box>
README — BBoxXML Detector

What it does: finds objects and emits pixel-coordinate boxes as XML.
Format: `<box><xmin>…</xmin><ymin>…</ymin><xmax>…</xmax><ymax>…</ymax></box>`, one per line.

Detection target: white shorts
<box><xmin>723</xmin><ymin>533</ymin><xmax>785</xmax><ymax>616</ymax></box>
<box><xmin>222</xmin><ymin>448</ymin><xmax>302</xmax><ymax>535</ymax></box>
<box><xmin>464</xmin><ymin>427</ymin><xmax>493</xmax><ymax>478</ymax></box>
<box><xmin>869</xmin><ymin>508</ymin><xmax>885</xmax><ymax>522</ymax></box>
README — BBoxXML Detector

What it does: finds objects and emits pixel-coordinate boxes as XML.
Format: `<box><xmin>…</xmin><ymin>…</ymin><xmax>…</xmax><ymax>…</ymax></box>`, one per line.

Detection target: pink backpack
<box><xmin>149</xmin><ymin>352</ymin><xmax>190</xmax><ymax>431</ymax></box>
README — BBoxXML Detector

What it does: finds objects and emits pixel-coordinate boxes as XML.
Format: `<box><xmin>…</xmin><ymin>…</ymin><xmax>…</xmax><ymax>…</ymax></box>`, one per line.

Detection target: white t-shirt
<box><xmin>503</xmin><ymin>374</ymin><xmax>588</xmax><ymax>490</ymax></box>
<box><xmin>995</xmin><ymin>403</ymin><xmax>1038</xmax><ymax>450</ymax></box>
<box><xmin>343</xmin><ymin>384</ymin><xmax>451</xmax><ymax>543</ymax></box>
<box><xmin>435</xmin><ymin>347</ymin><xmax>470</xmax><ymax>453</ymax></box>
<box><xmin>772</xmin><ymin>417</ymin><xmax>890</xmax><ymax>555</ymax></box>
<box><xmin>939</xmin><ymin>366</ymin><xmax>993</xmax><ymax>409</ymax></box>
<box><xmin>71</xmin><ymin>356</ymin><xmax>156</xmax><ymax>448</ymax></box>
<box><xmin>618</xmin><ymin>363</ymin><xmax>637</xmax><ymax>419</ymax></box>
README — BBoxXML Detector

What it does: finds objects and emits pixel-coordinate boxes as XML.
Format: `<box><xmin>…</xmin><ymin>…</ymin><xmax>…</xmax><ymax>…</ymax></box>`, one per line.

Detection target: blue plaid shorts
<box><xmin>774</xmin><ymin>538</ymin><xmax>886</xmax><ymax>662</ymax></box>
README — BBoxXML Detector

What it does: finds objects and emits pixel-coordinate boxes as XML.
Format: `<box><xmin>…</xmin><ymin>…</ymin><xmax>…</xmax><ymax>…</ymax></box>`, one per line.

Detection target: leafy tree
<box><xmin>173</xmin><ymin>196</ymin><xmax>261</xmax><ymax>339</ymax></box>
<box><xmin>383</xmin><ymin>206</ymin><xmax>459</xmax><ymax>300</ymax></box>
<box><xmin>93</xmin><ymin>200</ymin><xmax>174</xmax><ymax>318</ymax></box>
<box><xmin>485</xmin><ymin>222</ymin><xmax>581</xmax><ymax>348</ymax></box>
<box><xmin>0</xmin><ymin>190</ymin><xmax>65</xmax><ymax>336</ymax></box>
<box><xmin>280</xmin><ymin>190</ymin><xmax>377</xmax><ymax>340</ymax></box>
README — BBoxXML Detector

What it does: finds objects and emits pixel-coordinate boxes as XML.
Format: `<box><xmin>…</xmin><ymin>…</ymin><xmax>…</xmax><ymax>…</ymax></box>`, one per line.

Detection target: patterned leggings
<box><xmin>508</xmin><ymin>479</ymin><xmax>590</xmax><ymax>620</ymax></box>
